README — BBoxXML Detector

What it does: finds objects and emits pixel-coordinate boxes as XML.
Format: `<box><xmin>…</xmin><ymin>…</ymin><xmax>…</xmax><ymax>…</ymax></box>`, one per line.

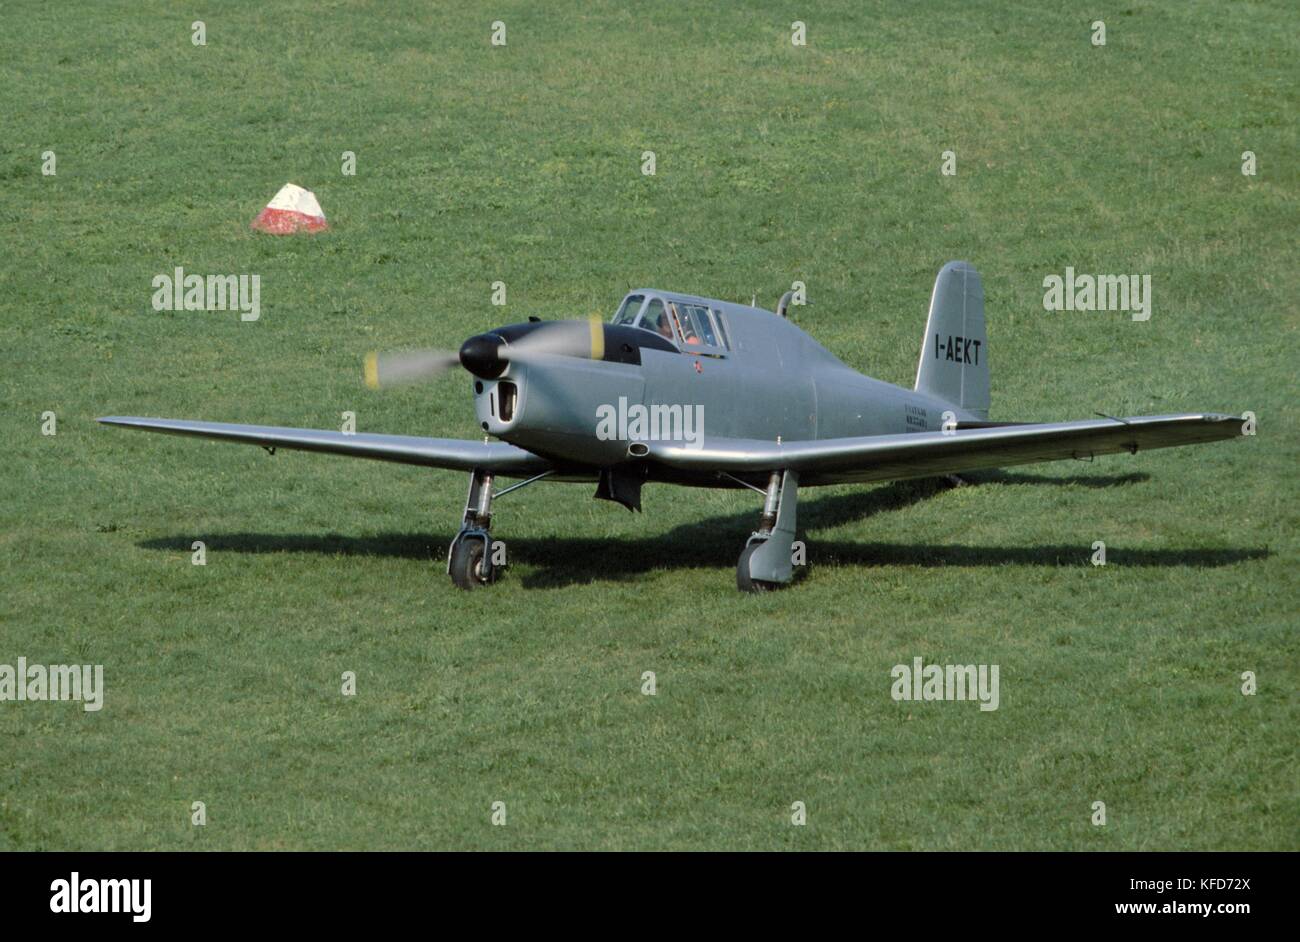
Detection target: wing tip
<box><xmin>1202</xmin><ymin>412</ymin><xmax>1252</xmax><ymax>435</ymax></box>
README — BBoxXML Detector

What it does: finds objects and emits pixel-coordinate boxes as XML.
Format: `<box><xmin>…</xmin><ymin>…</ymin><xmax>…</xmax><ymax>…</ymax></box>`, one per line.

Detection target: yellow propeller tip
<box><xmin>363</xmin><ymin>352</ymin><xmax>380</xmax><ymax>389</ymax></box>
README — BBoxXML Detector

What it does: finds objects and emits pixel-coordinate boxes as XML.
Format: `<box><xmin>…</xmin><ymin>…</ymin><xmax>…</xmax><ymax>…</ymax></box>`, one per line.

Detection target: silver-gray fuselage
<box><xmin>473</xmin><ymin>290</ymin><xmax>979</xmax><ymax>484</ymax></box>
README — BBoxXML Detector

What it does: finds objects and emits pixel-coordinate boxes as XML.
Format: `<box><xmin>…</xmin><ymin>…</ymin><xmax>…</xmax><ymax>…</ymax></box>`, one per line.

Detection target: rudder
<box><xmin>914</xmin><ymin>261</ymin><xmax>989</xmax><ymax>419</ymax></box>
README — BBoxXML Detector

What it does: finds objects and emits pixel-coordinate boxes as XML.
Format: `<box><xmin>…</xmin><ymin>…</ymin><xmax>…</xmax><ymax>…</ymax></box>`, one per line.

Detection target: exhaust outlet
<box><xmin>627</xmin><ymin>442</ymin><xmax>650</xmax><ymax>458</ymax></box>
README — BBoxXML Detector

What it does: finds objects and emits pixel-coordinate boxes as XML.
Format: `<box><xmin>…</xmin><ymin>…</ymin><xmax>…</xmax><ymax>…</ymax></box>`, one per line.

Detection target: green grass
<box><xmin>1</xmin><ymin>0</ymin><xmax>1296</xmax><ymax>850</ymax></box>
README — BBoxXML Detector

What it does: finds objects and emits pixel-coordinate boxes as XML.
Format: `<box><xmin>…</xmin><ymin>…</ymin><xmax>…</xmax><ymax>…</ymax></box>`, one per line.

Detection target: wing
<box><xmin>98</xmin><ymin>416</ymin><xmax>552</xmax><ymax>477</ymax></box>
<box><xmin>640</xmin><ymin>413</ymin><xmax>1247</xmax><ymax>485</ymax></box>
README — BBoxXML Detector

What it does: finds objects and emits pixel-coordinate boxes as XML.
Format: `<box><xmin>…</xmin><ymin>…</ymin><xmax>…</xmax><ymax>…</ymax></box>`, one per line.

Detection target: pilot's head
<box><xmin>656</xmin><ymin>312</ymin><xmax>673</xmax><ymax>339</ymax></box>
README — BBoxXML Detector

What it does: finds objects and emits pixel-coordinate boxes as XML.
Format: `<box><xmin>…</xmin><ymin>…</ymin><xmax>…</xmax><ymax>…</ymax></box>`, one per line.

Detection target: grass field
<box><xmin>1</xmin><ymin>1</ymin><xmax>1296</xmax><ymax>850</ymax></box>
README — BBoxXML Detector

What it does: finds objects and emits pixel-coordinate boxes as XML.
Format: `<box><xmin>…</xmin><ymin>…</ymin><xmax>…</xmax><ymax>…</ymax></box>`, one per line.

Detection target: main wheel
<box><xmin>736</xmin><ymin>543</ymin><xmax>777</xmax><ymax>593</ymax></box>
<box><xmin>449</xmin><ymin>537</ymin><xmax>489</xmax><ymax>590</ymax></box>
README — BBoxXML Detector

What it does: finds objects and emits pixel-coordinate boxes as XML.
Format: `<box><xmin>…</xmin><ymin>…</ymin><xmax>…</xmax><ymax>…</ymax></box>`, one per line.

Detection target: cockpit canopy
<box><xmin>611</xmin><ymin>294</ymin><xmax>645</xmax><ymax>326</ymax></box>
<box><xmin>611</xmin><ymin>292</ymin><xmax>732</xmax><ymax>353</ymax></box>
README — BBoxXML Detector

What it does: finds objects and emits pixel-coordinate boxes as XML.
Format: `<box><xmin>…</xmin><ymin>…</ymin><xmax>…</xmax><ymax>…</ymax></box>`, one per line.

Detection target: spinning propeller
<box><xmin>364</xmin><ymin>317</ymin><xmax>606</xmax><ymax>388</ymax></box>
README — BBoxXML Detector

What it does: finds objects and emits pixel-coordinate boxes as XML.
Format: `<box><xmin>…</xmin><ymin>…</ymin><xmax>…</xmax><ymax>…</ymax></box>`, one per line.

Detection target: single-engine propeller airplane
<box><xmin>101</xmin><ymin>262</ymin><xmax>1250</xmax><ymax>591</ymax></box>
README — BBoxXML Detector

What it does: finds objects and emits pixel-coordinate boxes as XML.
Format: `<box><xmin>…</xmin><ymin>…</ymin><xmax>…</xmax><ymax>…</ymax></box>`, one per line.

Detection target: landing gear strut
<box><xmin>448</xmin><ymin>469</ymin><xmax>497</xmax><ymax>590</ymax></box>
<box><xmin>737</xmin><ymin>470</ymin><xmax>799</xmax><ymax>593</ymax></box>
<box><xmin>446</xmin><ymin>468</ymin><xmax>552</xmax><ymax>589</ymax></box>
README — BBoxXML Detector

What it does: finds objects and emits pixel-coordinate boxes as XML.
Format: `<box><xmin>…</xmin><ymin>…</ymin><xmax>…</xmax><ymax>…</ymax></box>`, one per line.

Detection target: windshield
<box><xmin>637</xmin><ymin>298</ymin><xmax>675</xmax><ymax>342</ymax></box>
<box><xmin>612</xmin><ymin>294</ymin><xmax>644</xmax><ymax>325</ymax></box>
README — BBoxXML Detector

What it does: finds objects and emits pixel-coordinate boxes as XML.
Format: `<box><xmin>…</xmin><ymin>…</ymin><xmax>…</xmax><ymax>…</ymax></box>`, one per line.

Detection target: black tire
<box><xmin>736</xmin><ymin>543</ymin><xmax>777</xmax><ymax>593</ymax></box>
<box><xmin>449</xmin><ymin>537</ymin><xmax>488</xmax><ymax>590</ymax></box>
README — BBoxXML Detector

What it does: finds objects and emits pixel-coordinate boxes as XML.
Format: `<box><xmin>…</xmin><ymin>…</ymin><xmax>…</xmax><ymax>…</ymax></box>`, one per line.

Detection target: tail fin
<box><xmin>914</xmin><ymin>261</ymin><xmax>989</xmax><ymax>419</ymax></box>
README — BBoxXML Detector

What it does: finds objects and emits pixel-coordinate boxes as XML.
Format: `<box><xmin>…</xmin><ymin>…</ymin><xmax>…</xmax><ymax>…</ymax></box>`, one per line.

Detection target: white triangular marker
<box><xmin>252</xmin><ymin>183</ymin><xmax>328</xmax><ymax>234</ymax></box>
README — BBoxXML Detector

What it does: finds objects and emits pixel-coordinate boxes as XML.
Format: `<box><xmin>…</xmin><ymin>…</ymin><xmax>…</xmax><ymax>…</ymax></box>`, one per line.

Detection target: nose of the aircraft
<box><xmin>459</xmin><ymin>333</ymin><xmax>507</xmax><ymax>378</ymax></box>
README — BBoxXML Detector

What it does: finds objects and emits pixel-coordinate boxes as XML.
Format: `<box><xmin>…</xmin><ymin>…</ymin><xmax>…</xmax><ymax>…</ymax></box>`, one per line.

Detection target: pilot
<box><xmin>678</xmin><ymin>316</ymin><xmax>702</xmax><ymax>345</ymax></box>
<box><xmin>654</xmin><ymin>310</ymin><xmax>675</xmax><ymax>340</ymax></box>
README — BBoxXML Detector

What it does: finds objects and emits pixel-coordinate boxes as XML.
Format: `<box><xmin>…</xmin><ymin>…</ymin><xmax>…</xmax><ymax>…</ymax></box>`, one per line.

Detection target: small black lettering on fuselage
<box><xmin>934</xmin><ymin>334</ymin><xmax>981</xmax><ymax>365</ymax></box>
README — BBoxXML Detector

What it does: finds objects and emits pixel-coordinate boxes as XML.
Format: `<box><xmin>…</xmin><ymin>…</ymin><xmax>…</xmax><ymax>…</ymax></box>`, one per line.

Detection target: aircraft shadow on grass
<box><xmin>138</xmin><ymin>473</ymin><xmax>1268</xmax><ymax>589</ymax></box>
